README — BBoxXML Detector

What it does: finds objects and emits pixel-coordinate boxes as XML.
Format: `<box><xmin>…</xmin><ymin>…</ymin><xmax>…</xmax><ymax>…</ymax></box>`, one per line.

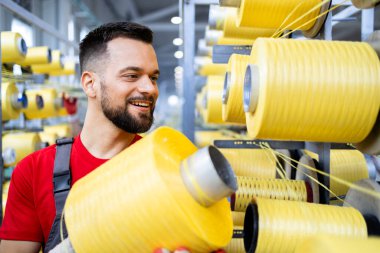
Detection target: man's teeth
<box><xmin>131</xmin><ymin>101</ymin><xmax>150</xmax><ymax>107</ymax></box>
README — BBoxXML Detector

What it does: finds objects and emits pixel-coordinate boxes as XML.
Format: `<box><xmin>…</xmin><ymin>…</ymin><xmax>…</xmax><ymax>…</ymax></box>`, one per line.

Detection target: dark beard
<box><xmin>100</xmin><ymin>83</ymin><xmax>155</xmax><ymax>133</ymax></box>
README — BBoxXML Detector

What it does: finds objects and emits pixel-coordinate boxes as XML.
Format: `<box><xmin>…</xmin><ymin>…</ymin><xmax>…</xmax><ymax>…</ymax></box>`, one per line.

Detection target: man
<box><xmin>0</xmin><ymin>22</ymin><xmax>159</xmax><ymax>252</ymax></box>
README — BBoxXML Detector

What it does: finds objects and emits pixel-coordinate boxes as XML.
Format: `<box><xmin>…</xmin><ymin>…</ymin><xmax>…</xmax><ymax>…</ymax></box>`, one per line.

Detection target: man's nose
<box><xmin>138</xmin><ymin>75</ymin><xmax>157</xmax><ymax>94</ymax></box>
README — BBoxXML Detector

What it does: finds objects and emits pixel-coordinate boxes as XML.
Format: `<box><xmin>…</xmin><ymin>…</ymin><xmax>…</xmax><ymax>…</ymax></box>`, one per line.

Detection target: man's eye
<box><xmin>125</xmin><ymin>74</ymin><xmax>139</xmax><ymax>80</ymax></box>
<box><xmin>150</xmin><ymin>76</ymin><xmax>159</xmax><ymax>82</ymax></box>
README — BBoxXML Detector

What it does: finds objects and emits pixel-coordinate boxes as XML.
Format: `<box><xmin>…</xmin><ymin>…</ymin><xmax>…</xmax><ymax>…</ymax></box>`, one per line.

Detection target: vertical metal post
<box><xmin>323</xmin><ymin>11</ymin><xmax>333</xmax><ymax>40</ymax></box>
<box><xmin>318</xmin><ymin>143</ymin><xmax>331</xmax><ymax>204</ymax></box>
<box><xmin>182</xmin><ymin>0</ymin><xmax>195</xmax><ymax>142</ymax></box>
<box><xmin>361</xmin><ymin>8</ymin><xmax>374</xmax><ymax>41</ymax></box>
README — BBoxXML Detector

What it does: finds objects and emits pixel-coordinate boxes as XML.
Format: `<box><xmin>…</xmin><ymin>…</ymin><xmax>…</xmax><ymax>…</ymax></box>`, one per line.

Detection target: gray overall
<box><xmin>43</xmin><ymin>138</ymin><xmax>74</xmax><ymax>253</ymax></box>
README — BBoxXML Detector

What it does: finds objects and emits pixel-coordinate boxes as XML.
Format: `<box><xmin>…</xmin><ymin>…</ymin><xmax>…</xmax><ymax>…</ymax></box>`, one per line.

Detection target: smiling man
<box><xmin>0</xmin><ymin>22</ymin><xmax>159</xmax><ymax>253</ymax></box>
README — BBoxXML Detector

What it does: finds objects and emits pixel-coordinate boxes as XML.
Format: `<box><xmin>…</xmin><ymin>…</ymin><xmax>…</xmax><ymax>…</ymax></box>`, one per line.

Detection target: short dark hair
<box><xmin>79</xmin><ymin>22</ymin><xmax>153</xmax><ymax>73</ymax></box>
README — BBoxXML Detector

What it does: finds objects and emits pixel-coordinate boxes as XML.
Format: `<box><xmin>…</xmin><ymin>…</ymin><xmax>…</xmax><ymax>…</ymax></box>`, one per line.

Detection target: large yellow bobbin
<box><xmin>1</xmin><ymin>32</ymin><xmax>27</xmax><ymax>63</ymax></box>
<box><xmin>244</xmin><ymin>38</ymin><xmax>380</xmax><ymax>143</ymax></box>
<box><xmin>65</xmin><ymin>127</ymin><xmax>235</xmax><ymax>253</ymax></box>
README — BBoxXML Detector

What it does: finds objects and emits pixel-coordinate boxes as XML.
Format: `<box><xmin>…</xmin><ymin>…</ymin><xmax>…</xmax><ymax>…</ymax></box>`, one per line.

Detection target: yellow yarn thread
<box><xmin>205</xmin><ymin>76</ymin><xmax>225</xmax><ymax>124</ymax></box>
<box><xmin>31</xmin><ymin>50</ymin><xmax>63</xmax><ymax>74</ymax></box>
<box><xmin>295</xmin><ymin>235</ymin><xmax>380</xmax><ymax>253</ymax></box>
<box><xmin>64</xmin><ymin>127</ymin><xmax>232</xmax><ymax>253</ymax></box>
<box><xmin>223</xmin><ymin>14</ymin><xmax>276</xmax><ymax>39</ymax></box>
<box><xmin>250</xmin><ymin>197</ymin><xmax>367</xmax><ymax>253</ymax></box>
<box><xmin>18</xmin><ymin>46</ymin><xmax>51</xmax><ymax>66</ymax></box>
<box><xmin>304</xmin><ymin>150</ymin><xmax>369</xmax><ymax>197</ymax></box>
<box><xmin>2</xmin><ymin>132</ymin><xmax>41</xmax><ymax>167</ymax></box>
<box><xmin>246</xmin><ymin>38</ymin><xmax>380</xmax><ymax>142</ymax></box>
<box><xmin>1</xmin><ymin>32</ymin><xmax>27</xmax><ymax>63</ymax></box>
<box><xmin>217</xmin><ymin>37</ymin><xmax>255</xmax><ymax>45</ymax></box>
<box><xmin>1</xmin><ymin>82</ymin><xmax>22</xmax><ymax>121</ymax></box>
<box><xmin>237</xmin><ymin>0</ymin><xmax>322</xmax><ymax>30</ymax></box>
<box><xmin>23</xmin><ymin>88</ymin><xmax>61</xmax><ymax>119</ymax></box>
<box><xmin>219</xmin><ymin>148</ymin><xmax>277</xmax><ymax>178</ymax></box>
<box><xmin>222</xmin><ymin>54</ymin><xmax>250</xmax><ymax>124</ymax></box>
<box><xmin>233</xmin><ymin>177</ymin><xmax>307</xmax><ymax>211</ymax></box>
<box><xmin>231</xmin><ymin>211</ymin><xmax>244</xmax><ymax>227</ymax></box>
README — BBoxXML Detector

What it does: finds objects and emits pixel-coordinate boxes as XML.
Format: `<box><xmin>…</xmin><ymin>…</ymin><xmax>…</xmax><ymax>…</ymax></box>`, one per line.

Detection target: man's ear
<box><xmin>81</xmin><ymin>71</ymin><xmax>96</xmax><ymax>98</ymax></box>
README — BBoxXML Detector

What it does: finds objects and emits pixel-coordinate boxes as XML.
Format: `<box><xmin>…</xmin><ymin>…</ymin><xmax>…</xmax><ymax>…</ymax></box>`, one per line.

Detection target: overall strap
<box><xmin>44</xmin><ymin>138</ymin><xmax>74</xmax><ymax>253</ymax></box>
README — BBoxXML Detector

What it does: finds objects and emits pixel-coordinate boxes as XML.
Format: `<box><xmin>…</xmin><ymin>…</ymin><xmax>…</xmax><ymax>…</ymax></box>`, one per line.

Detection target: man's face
<box><xmin>98</xmin><ymin>37</ymin><xmax>159</xmax><ymax>133</ymax></box>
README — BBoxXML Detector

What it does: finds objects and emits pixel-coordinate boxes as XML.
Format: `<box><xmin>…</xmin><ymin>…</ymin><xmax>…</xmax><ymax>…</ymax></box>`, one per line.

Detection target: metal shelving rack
<box><xmin>181</xmin><ymin>0</ymin><xmax>377</xmax><ymax>205</ymax></box>
<box><xmin>0</xmin><ymin>0</ymin><xmax>79</xmax><ymax>223</ymax></box>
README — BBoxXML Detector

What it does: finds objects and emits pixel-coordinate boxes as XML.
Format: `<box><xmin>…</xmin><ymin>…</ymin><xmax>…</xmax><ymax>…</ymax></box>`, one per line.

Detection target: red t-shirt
<box><xmin>0</xmin><ymin>134</ymin><xmax>141</xmax><ymax>243</ymax></box>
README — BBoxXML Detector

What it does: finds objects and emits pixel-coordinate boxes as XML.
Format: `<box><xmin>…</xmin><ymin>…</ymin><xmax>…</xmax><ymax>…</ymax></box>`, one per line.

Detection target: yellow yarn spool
<box><xmin>18</xmin><ymin>46</ymin><xmax>51</xmax><ymax>66</ymax></box>
<box><xmin>244</xmin><ymin>38</ymin><xmax>380</xmax><ymax>142</ymax></box>
<box><xmin>295</xmin><ymin>235</ymin><xmax>380</xmax><ymax>253</ymax></box>
<box><xmin>2</xmin><ymin>82</ymin><xmax>24</xmax><ymax>121</ymax></box>
<box><xmin>208</xmin><ymin>5</ymin><xmax>236</xmax><ymax>30</ymax></box>
<box><xmin>44</xmin><ymin>124</ymin><xmax>72</xmax><ymax>138</ymax></box>
<box><xmin>49</xmin><ymin>61</ymin><xmax>76</xmax><ymax>76</ymax></box>
<box><xmin>303</xmin><ymin>150</ymin><xmax>369</xmax><ymax>198</ymax></box>
<box><xmin>232</xmin><ymin>211</ymin><xmax>245</xmax><ymax>226</ymax></box>
<box><xmin>1</xmin><ymin>31</ymin><xmax>27</xmax><ymax>63</ymax></box>
<box><xmin>222</xmin><ymin>54</ymin><xmax>250</xmax><ymax>124</ymax></box>
<box><xmin>217</xmin><ymin>37</ymin><xmax>255</xmax><ymax>45</ymax></box>
<box><xmin>244</xmin><ymin>197</ymin><xmax>367</xmax><ymax>253</ymax></box>
<box><xmin>198</xmin><ymin>63</ymin><xmax>228</xmax><ymax>76</ymax></box>
<box><xmin>237</xmin><ymin>0</ymin><xmax>324</xmax><ymax>31</ymax></box>
<box><xmin>65</xmin><ymin>127</ymin><xmax>233</xmax><ymax>252</ymax></box>
<box><xmin>232</xmin><ymin>177</ymin><xmax>308</xmax><ymax>211</ymax></box>
<box><xmin>38</xmin><ymin>131</ymin><xmax>58</xmax><ymax>146</ymax></box>
<box><xmin>31</xmin><ymin>50</ymin><xmax>63</xmax><ymax>74</ymax></box>
<box><xmin>23</xmin><ymin>88</ymin><xmax>62</xmax><ymax>119</ymax></box>
<box><xmin>2</xmin><ymin>132</ymin><xmax>42</xmax><ymax>167</ymax></box>
<box><xmin>223</xmin><ymin>14</ymin><xmax>276</xmax><ymax>39</ymax></box>
<box><xmin>205</xmin><ymin>75</ymin><xmax>225</xmax><ymax>124</ymax></box>
<box><xmin>219</xmin><ymin>149</ymin><xmax>277</xmax><ymax>178</ymax></box>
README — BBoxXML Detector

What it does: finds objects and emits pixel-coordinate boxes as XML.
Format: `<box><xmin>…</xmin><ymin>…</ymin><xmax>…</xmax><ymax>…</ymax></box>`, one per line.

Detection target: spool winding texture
<box><xmin>245</xmin><ymin>197</ymin><xmax>367</xmax><ymax>253</ymax></box>
<box><xmin>205</xmin><ymin>76</ymin><xmax>225</xmax><ymax>124</ymax></box>
<box><xmin>199</xmin><ymin>64</ymin><xmax>228</xmax><ymax>76</ymax></box>
<box><xmin>31</xmin><ymin>50</ymin><xmax>62</xmax><ymax>74</ymax></box>
<box><xmin>1</xmin><ymin>32</ymin><xmax>27</xmax><ymax>63</ymax></box>
<box><xmin>2</xmin><ymin>82</ymin><xmax>22</xmax><ymax>121</ymax></box>
<box><xmin>223</xmin><ymin>14</ymin><xmax>276</xmax><ymax>39</ymax></box>
<box><xmin>245</xmin><ymin>38</ymin><xmax>380</xmax><ymax>142</ymax></box>
<box><xmin>219</xmin><ymin>149</ymin><xmax>277</xmax><ymax>178</ymax></box>
<box><xmin>2</xmin><ymin>132</ymin><xmax>41</xmax><ymax>167</ymax></box>
<box><xmin>233</xmin><ymin>177</ymin><xmax>307</xmax><ymax>211</ymax></box>
<box><xmin>65</xmin><ymin>127</ymin><xmax>233</xmax><ymax>253</ymax></box>
<box><xmin>295</xmin><ymin>235</ymin><xmax>380</xmax><ymax>253</ymax></box>
<box><xmin>223</xmin><ymin>54</ymin><xmax>250</xmax><ymax>124</ymax></box>
<box><xmin>237</xmin><ymin>0</ymin><xmax>321</xmax><ymax>30</ymax></box>
<box><xmin>303</xmin><ymin>150</ymin><xmax>369</xmax><ymax>197</ymax></box>
<box><xmin>19</xmin><ymin>46</ymin><xmax>51</xmax><ymax>66</ymax></box>
<box><xmin>217</xmin><ymin>37</ymin><xmax>255</xmax><ymax>45</ymax></box>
